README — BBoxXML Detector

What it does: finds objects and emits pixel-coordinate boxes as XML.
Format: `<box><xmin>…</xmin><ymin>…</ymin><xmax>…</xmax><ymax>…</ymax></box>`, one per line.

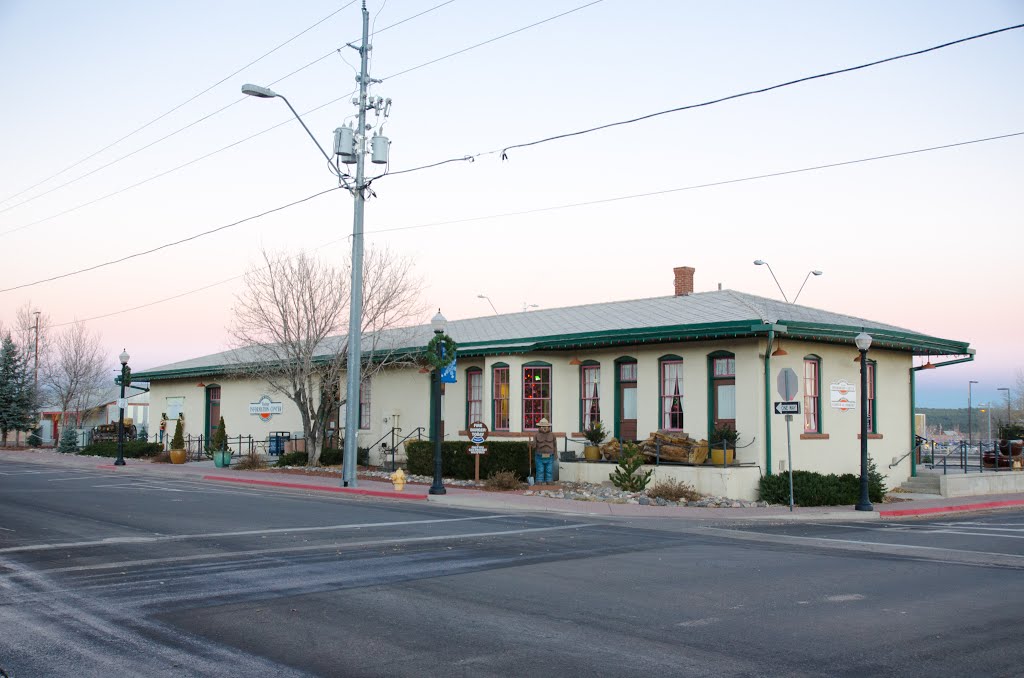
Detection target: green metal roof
<box><xmin>133</xmin><ymin>289</ymin><xmax>971</xmax><ymax>381</ymax></box>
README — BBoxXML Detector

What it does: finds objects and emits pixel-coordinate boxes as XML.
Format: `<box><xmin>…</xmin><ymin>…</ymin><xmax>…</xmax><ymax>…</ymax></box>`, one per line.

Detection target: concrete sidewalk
<box><xmin>5</xmin><ymin>448</ymin><xmax>1024</xmax><ymax>521</ymax></box>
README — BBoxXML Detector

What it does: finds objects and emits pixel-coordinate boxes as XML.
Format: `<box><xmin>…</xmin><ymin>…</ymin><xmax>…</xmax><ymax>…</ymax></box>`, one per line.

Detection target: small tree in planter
<box><xmin>211</xmin><ymin>416</ymin><xmax>232</xmax><ymax>468</ymax></box>
<box><xmin>582</xmin><ymin>420</ymin><xmax>607</xmax><ymax>461</ymax></box>
<box><xmin>169</xmin><ymin>416</ymin><xmax>187</xmax><ymax>464</ymax></box>
<box><xmin>609</xmin><ymin>442</ymin><xmax>652</xmax><ymax>492</ymax></box>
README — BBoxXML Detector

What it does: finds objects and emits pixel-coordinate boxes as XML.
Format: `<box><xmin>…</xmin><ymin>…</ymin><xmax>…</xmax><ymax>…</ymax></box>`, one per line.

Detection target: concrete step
<box><xmin>900</xmin><ymin>476</ymin><xmax>941</xmax><ymax>493</ymax></box>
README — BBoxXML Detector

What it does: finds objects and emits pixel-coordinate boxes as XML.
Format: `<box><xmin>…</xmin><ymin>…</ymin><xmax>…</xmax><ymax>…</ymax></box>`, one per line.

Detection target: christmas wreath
<box><xmin>425</xmin><ymin>334</ymin><xmax>458</xmax><ymax>369</ymax></box>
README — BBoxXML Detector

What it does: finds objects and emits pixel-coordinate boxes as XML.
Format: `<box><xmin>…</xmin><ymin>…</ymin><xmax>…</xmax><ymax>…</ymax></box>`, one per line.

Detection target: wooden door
<box><xmin>620</xmin><ymin>383</ymin><xmax>638</xmax><ymax>441</ymax></box>
<box><xmin>713</xmin><ymin>378</ymin><xmax>736</xmax><ymax>431</ymax></box>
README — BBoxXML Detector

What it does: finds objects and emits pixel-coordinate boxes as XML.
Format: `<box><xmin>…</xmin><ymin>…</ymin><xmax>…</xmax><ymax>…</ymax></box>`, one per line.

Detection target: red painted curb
<box><xmin>97</xmin><ymin>464</ymin><xmax>121</xmax><ymax>469</ymax></box>
<box><xmin>880</xmin><ymin>499</ymin><xmax>1024</xmax><ymax>518</ymax></box>
<box><xmin>201</xmin><ymin>475</ymin><xmax>426</xmax><ymax>500</ymax></box>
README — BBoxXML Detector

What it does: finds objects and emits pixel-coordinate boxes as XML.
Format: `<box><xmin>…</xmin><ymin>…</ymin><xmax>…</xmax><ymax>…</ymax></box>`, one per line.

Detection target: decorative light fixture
<box><xmin>771</xmin><ymin>339</ymin><xmax>788</xmax><ymax>357</ymax></box>
<box><xmin>921</xmin><ymin>357</ymin><xmax>936</xmax><ymax>370</ymax></box>
<box><xmin>568</xmin><ymin>358</ymin><xmax>582</xmax><ymax>366</ymax></box>
<box><xmin>196</xmin><ymin>381</ymin><xmax>206</xmax><ymax>388</ymax></box>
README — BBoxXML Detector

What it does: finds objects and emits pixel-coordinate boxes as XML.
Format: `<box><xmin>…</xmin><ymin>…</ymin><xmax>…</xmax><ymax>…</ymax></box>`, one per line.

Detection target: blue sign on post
<box><xmin>440</xmin><ymin>347</ymin><xmax>457</xmax><ymax>384</ymax></box>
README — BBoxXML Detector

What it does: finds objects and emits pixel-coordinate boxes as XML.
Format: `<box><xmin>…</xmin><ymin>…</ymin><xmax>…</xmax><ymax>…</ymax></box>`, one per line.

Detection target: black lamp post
<box><xmin>855</xmin><ymin>332</ymin><xmax>873</xmax><ymax>511</ymax></box>
<box><xmin>115</xmin><ymin>348</ymin><xmax>130</xmax><ymax>466</ymax></box>
<box><xmin>429</xmin><ymin>311</ymin><xmax>448</xmax><ymax>496</ymax></box>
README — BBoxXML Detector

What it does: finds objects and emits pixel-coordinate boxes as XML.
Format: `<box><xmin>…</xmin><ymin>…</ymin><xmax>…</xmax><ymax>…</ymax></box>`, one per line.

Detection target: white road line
<box><xmin>0</xmin><ymin>526</ymin><xmax>14</xmax><ymax>531</ymax></box>
<box><xmin>47</xmin><ymin>475</ymin><xmax>106</xmax><ymax>482</ymax></box>
<box><xmin>0</xmin><ymin>514</ymin><xmax>523</xmax><ymax>554</ymax></box>
<box><xmin>2</xmin><ymin>523</ymin><xmax>597</xmax><ymax>576</ymax></box>
<box><xmin>929</xmin><ymin>529</ymin><xmax>1024</xmax><ymax>540</ymax></box>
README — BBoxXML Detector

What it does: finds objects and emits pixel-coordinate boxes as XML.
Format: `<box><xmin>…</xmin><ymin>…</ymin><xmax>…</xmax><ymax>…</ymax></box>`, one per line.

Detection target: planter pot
<box><xmin>213</xmin><ymin>450</ymin><xmax>232</xmax><ymax>468</ymax></box>
<box><xmin>709</xmin><ymin>448</ymin><xmax>735</xmax><ymax>465</ymax></box>
<box><xmin>583</xmin><ymin>445</ymin><xmax>601</xmax><ymax>461</ymax></box>
<box><xmin>169</xmin><ymin>449</ymin><xmax>187</xmax><ymax>465</ymax></box>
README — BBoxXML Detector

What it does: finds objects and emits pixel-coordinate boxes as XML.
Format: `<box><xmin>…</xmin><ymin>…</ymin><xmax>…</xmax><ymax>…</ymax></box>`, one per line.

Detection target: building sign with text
<box><xmin>249</xmin><ymin>395</ymin><xmax>284</xmax><ymax>421</ymax></box>
<box><xmin>830</xmin><ymin>380</ymin><xmax>857</xmax><ymax>411</ymax></box>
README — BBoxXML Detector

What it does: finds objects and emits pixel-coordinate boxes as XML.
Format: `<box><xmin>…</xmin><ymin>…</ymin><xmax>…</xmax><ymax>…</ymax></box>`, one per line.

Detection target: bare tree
<box><xmin>229</xmin><ymin>247</ymin><xmax>422</xmax><ymax>466</ymax></box>
<box><xmin>43</xmin><ymin>322</ymin><xmax>109</xmax><ymax>430</ymax></box>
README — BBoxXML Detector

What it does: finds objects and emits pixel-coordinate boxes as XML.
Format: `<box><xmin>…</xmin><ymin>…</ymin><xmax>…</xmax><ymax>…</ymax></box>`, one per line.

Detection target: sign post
<box><xmin>776</xmin><ymin>367</ymin><xmax>799</xmax><ymax>512</ymax></box>
<box><xmin>467</xmin><ymin>421</ymin><xmax>489</xmax><ymax>483</ymax></box>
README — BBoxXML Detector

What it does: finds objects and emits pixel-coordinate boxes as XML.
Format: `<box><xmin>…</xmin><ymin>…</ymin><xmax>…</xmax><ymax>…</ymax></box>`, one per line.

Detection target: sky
<box><xmin>0</xmin><ymin>0</ymin><xmax>1020</xmax><ymax>408</ymax></box>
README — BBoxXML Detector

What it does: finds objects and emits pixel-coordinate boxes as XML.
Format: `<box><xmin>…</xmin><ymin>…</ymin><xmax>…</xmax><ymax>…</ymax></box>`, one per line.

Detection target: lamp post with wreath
<box><xmin>427</xmin><ymin>310</ymin><xmax>457</xmax><ymax>495</ymax></box>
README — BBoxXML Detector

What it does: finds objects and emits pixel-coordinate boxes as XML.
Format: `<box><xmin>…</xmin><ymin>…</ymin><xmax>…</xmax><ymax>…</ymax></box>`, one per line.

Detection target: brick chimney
<box><xmin>673</xmin><ymin>266</ymin><xmax>695</xmax><ymax>296</ymax></box>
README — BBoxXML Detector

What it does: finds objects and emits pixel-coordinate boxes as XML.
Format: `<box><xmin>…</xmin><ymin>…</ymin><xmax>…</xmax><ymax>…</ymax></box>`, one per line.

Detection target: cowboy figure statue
<box><xmin>532</xmin><ymin>418</ymin><xmax>556</xmax><ymax>484</ymax></box>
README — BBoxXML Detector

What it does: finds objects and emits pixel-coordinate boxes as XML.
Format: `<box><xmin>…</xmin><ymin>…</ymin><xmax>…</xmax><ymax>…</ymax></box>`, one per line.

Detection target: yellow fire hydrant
<box><xmin>390</xmin><ymin>468</ymin><xmax>406</xmax><ymax>491</ymax></box>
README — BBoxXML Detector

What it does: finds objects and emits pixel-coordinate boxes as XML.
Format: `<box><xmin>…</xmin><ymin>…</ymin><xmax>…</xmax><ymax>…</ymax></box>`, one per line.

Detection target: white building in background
<box><xmin>134</xmin><ymin>267</ymin><xmax>972</xmax><ymax>500</ymax></box>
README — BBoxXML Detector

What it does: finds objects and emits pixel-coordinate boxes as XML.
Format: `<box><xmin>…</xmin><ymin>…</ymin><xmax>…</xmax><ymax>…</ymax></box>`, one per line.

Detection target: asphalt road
<box><xmin>3</xmin><ymin>458</ymin><xmax>1024</xmax><ymax>677</ymax></box>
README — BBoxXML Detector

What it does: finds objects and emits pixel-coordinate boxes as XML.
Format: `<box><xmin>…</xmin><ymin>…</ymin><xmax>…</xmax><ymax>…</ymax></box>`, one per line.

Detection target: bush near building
<box><xmin>81</xmin><ymin>441</ymin><xmax>164</xmax><ymax>459</ymax></box>
<box><xmin>759</xmin><ymin>458</ymin><xmax>886</xmax><ymax>506</ymax></box>
<box><xmin>275</xmin><ymin>446</ymin><xmax>369</xmax><ymax>468</ymax></box>
<box><xmin>405</xmin><ymin>440</ymin><xmax>530</xmax><ymax>480</ymax></box>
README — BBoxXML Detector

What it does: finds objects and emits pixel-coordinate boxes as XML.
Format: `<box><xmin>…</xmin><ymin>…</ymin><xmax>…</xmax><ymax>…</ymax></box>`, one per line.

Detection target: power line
<box><xmin>0</xmin><ymin>3</ymin><xmax>357</xmax><ymax>209</ymax></box>
<box><xmin>0</xmin><ymin>0</ymin><xmax>460</xmax><ymax>217</ymax></box>
<box><xmin>370</xmin><ymin>131</ymin><xmax>1023</xmax><ymax>235</ymax></box>
<box><xmin>381</xmin><ymin>0</ymin><xmax>605</xmax><ymax>81</ymax></box>
<box><xmin>0</xmin><ymin>187</ymin><xmax>342</xmax><ymax>294</ymax></box>
<box><xmin>383</xmin><ymin>22</ymin><xmax>1024</xmax><ymax>177</ymax></box>
<box><xmin>43</xmin><ymin>128</ymin><xmax>1021</xmax><ymax>325</ymax></box>
<box><xmin>0</xmin><ymin>0</ymin><xmax>594</xmax><ymax>238</ymax></box>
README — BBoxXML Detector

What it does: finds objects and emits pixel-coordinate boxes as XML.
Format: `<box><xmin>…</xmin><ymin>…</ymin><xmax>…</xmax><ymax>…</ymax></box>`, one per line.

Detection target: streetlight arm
<box><xmin>275</xmin><ymin>95</ymin><xmax>336</xmax><ymax>167</ymax></box>
<box><xmin>792</xmin><ymin>270</ymin><xmax>822</xmax><ymax>305</ymax></box>
<box><xmin>756</xmin><ymin>261</ymin><xmax>789</xmax><ymax>303</ymax></box>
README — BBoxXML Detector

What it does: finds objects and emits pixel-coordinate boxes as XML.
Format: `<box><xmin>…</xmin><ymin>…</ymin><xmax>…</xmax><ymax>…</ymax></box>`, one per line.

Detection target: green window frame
<box><xmin>492</xmin><ymin>363</ymin><xmax>510</xmax><ymax>431</ymax></box>
<box><xmin>658</xmin><ymin>355</ymin><xmax>684</xmax><ymax>430</ymax></box>
<box><xmin>803</xmin><ymin>355</ymin><xmax>821</xmax><ymax>434</ymax></box>
<box><xmin>466</xmin><ymin>367</ymin><xmax>483</xmax><ymax>427</ymax></box>
<box><xmin>522</xmin><ymin>361</ymin><xmax>552</xmax><ymax>431</ymax></box>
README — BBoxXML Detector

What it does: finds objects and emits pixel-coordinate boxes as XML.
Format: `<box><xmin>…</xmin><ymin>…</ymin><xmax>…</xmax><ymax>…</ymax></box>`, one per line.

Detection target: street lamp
<box><xmin>477</xmin><ymin>294</ymin><xmax>498</xmax><ymax>315</ymax></box>
<box><xmin>855</xmin><ymin>332</ymin><xmax>873</xmax><ymax>511</ymax></box>
<box><xmin>792</xmin><ymin>270</ymin><xmax>823</xmax><ymax>304</ymax></box>
<box><xmin>429</xmin><ymin>310</ymin><xmax>449</xmax><ymax>496</ymax></box>
<box><xmin>968</xmin><ymin>380</ymin><xmax>978</xmax><ymax>450</ymax></box>
<box><xmin>998</xmin><ymin>387</ymin><xmax>1011</xmax><ymax>427</ymax></box>
<box><xmin>241</xmin><ymin>4</ymin><xmax>389</xmax><ymax>489</ymax></box>
<box><xmin>753</xmin><ymin>260</ymin><xmax>788</xmax><ymax>302</ymax></box>
<box><xmin>115</xmin><ymin>349</ymin><xmax>130</xmax><ymax>467</ymax></box>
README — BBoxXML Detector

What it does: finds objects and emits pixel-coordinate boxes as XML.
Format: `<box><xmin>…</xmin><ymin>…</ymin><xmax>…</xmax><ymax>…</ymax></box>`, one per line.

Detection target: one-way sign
<box><xmin>774</xmin><ymin>401</ymin><xmax>800</xmax><ymax>415</ymax></box>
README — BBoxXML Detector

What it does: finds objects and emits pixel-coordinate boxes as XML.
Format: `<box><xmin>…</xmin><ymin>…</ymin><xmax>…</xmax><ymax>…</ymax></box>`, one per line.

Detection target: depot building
<box><xmin>133</xmin><ymin>266</ymin><xmax>972</xmax><ymax>500</ymax></box>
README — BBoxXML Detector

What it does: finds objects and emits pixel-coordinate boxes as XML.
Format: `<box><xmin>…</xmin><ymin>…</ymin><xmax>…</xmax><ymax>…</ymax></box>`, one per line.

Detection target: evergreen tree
<box><xmin>58</xmin><ymin>426</ymin><xmax>79</xmax><ymax>453</ymax></box>
<box><xmin>0</xmin><ymin>333</ymin><xmax>34</xmax><ymax>445</ymax></box>
<box><xmin>211</xmin><ymin>416</ymin><xmax>227</xmax><ymax>451</ymax></box>
<box><xmin>171</xmin><ymin>416</ymin><xmax>185</xmax><ymax>450</ymax></box>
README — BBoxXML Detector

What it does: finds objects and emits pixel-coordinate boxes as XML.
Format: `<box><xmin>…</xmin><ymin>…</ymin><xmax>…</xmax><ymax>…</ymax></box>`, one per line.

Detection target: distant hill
<box><xmin>916</xmin><ymin>407</ymin><xmax>1008</xmax><ymax>437</ymax></box>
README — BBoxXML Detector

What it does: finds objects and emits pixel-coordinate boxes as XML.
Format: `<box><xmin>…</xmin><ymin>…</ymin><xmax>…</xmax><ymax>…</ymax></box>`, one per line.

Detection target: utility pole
<box><xmin>33</xmin><ymin>310</ymin><xmax>40</xmax><ymax>395</ymax></box>
<box><xmin>342</xmin><ymin>1</ymin><xmax>376</xmax><ymax>487</ymax></box>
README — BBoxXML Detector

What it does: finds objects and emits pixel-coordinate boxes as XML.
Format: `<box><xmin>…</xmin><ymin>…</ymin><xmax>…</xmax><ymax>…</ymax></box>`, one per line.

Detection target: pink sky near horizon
<box><xmin>1</xmin><ymin>0</ymin><xmax>1020</xmax><ymax>408</ymax></box>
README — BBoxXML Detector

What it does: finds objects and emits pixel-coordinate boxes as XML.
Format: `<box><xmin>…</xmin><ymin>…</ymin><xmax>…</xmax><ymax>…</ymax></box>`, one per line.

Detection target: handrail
<box><xmin>393</xmin><ymin>426</ymin><xmax>425</xmax><ymax>448</ymax></box>
<box><xmin>889</xmin><ymin>444</ymin><xmax>920</xmax><ymax>469</ymax></box>
<box><xmin>367</xmin><ymin>427</ymin><xmax>400</xmax><ymax>451</ymax></box>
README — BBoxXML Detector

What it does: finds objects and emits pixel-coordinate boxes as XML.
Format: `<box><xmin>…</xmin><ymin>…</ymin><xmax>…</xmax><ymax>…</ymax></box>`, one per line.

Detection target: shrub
<box><xmin>609</xmin><ymin>443</ymin><xmax>652</xmax><ymax>492</ymax></box>
<box><xmin>276</xmin><ymin>450</ymin><xmax>309</xmax><ymax>467</ymax></box>
<box><xmin>81</xmin><ymin>441</ymin><xmax>163</xmax><ymax>458</ymax></box>
<box><xmin>136</xmin><ymin>425</ymin><xmax>148</xmax><ymax>442</ymax></box>
<box><xmin>712</xmin><ymin>423</ymin><xmax>738</xmax><ymax>446</ymax></box>
<box><xmin>406</xmin><ymin>440</ymin><xmax>530</xmax><ymax>480</ymax></box>
<box><xmin>170</xmin><ymin>416</ymin><xmax>185</xmax><ymax>450</ymax></box>
<box><xmin>484</xmin><ymin>470</ymin><xmax>523</xmax><ymax>491</ymax></box>
<box><xmin>759</xmin><ymin>458</ymin><xmax>885</xmax><ymax>506</ymax></box>
<box><xmin>234</xmin><ymin>454</ymin><xmax>267</xmax><ymax>470</ymax></box>
<box><xmin>648</xmin><ymin>478</ymin><xmax>701</xmax><ymax>502</ymax></box>
<box><xmin>57</xmin><ymin>427</ymin><xmax>79</xmax><ymax>453</ymax></box>
<box><xmin>27</xmin><ymin>429</ymin><xmax>42</xmax><ymax>447</ymax></box>
<box><xmin>275</xmin><ymin>447</ymin><xmax>368</xmax><ymax>467</ymax></box>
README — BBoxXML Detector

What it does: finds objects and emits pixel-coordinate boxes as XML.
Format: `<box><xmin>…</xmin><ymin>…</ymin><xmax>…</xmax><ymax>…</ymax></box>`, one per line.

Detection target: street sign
<box><xmin>774</xmin><ymin>401</ymin><xmax>800</xmax><ymax>415</ymax></box>
<box><xmin>116</xmin><ymin>398</ymin><xmax>128</xmax><ymax>410</ymax></box>
<box><xmin>468</xmin><ymin>445</ymin><xmax>487</xmax><ymax>455</ymax></box>
<box><xmin>777</xmin><ymin>367</ymin><xmax>798</xmax><ymax>400</ymax></box>
<box><xmin>468</xmin><ymin>421</ymin><xmax>489</xmax><ymax>444</ymax></box>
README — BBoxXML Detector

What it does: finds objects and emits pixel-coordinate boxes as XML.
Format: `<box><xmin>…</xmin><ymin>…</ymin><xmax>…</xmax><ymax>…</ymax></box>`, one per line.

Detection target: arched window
<box><xmin>466</xmin><ymin>367</ymin><xmax>483</xmax><ymax>427</ymax></box>
<box><xmin>522</xmin><ymin>361</ymin><xmax>552</xmax><ymax>430</ymax></box>
<box><xmin>579</xmin><ymin>361</ymin><xmax>601</xmax><ymax>431</ymax></box>
<box><xmin>492</xmin><ymin>363</ymin><xmax>510</xmax><ymax>431</ymax></box>
<box><xmin>803</xmin><ymin>355</ymin><xmax>822</xmax><ymax>433</ymax></box>
<box><xmin>205</xmin><ymin>384</ymin><xmax>221</xmax><ymax>442</ymax></box>
<box><xmin>658</xmin><ymin>355</ymin><xmax>684</xmax><ymax>430</ymax></box>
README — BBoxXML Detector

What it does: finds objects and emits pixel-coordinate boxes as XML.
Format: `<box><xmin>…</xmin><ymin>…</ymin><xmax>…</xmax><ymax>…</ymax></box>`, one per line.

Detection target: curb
<box><xmin>201</xmin><ymin>475</ymin><xmax>427</xmax><ymax>501</ymax></box>
<box><xmin>879</xmin><ymin>499</ymin><xmax>1024</xmax><ymax>518</ymax></box>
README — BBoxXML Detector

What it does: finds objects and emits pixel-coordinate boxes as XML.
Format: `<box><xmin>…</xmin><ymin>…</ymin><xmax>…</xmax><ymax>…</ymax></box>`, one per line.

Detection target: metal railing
<box><xmin>561</xmin><ymin>435</ymin><xmax>757</xmax><ymax>468</ymax></box>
